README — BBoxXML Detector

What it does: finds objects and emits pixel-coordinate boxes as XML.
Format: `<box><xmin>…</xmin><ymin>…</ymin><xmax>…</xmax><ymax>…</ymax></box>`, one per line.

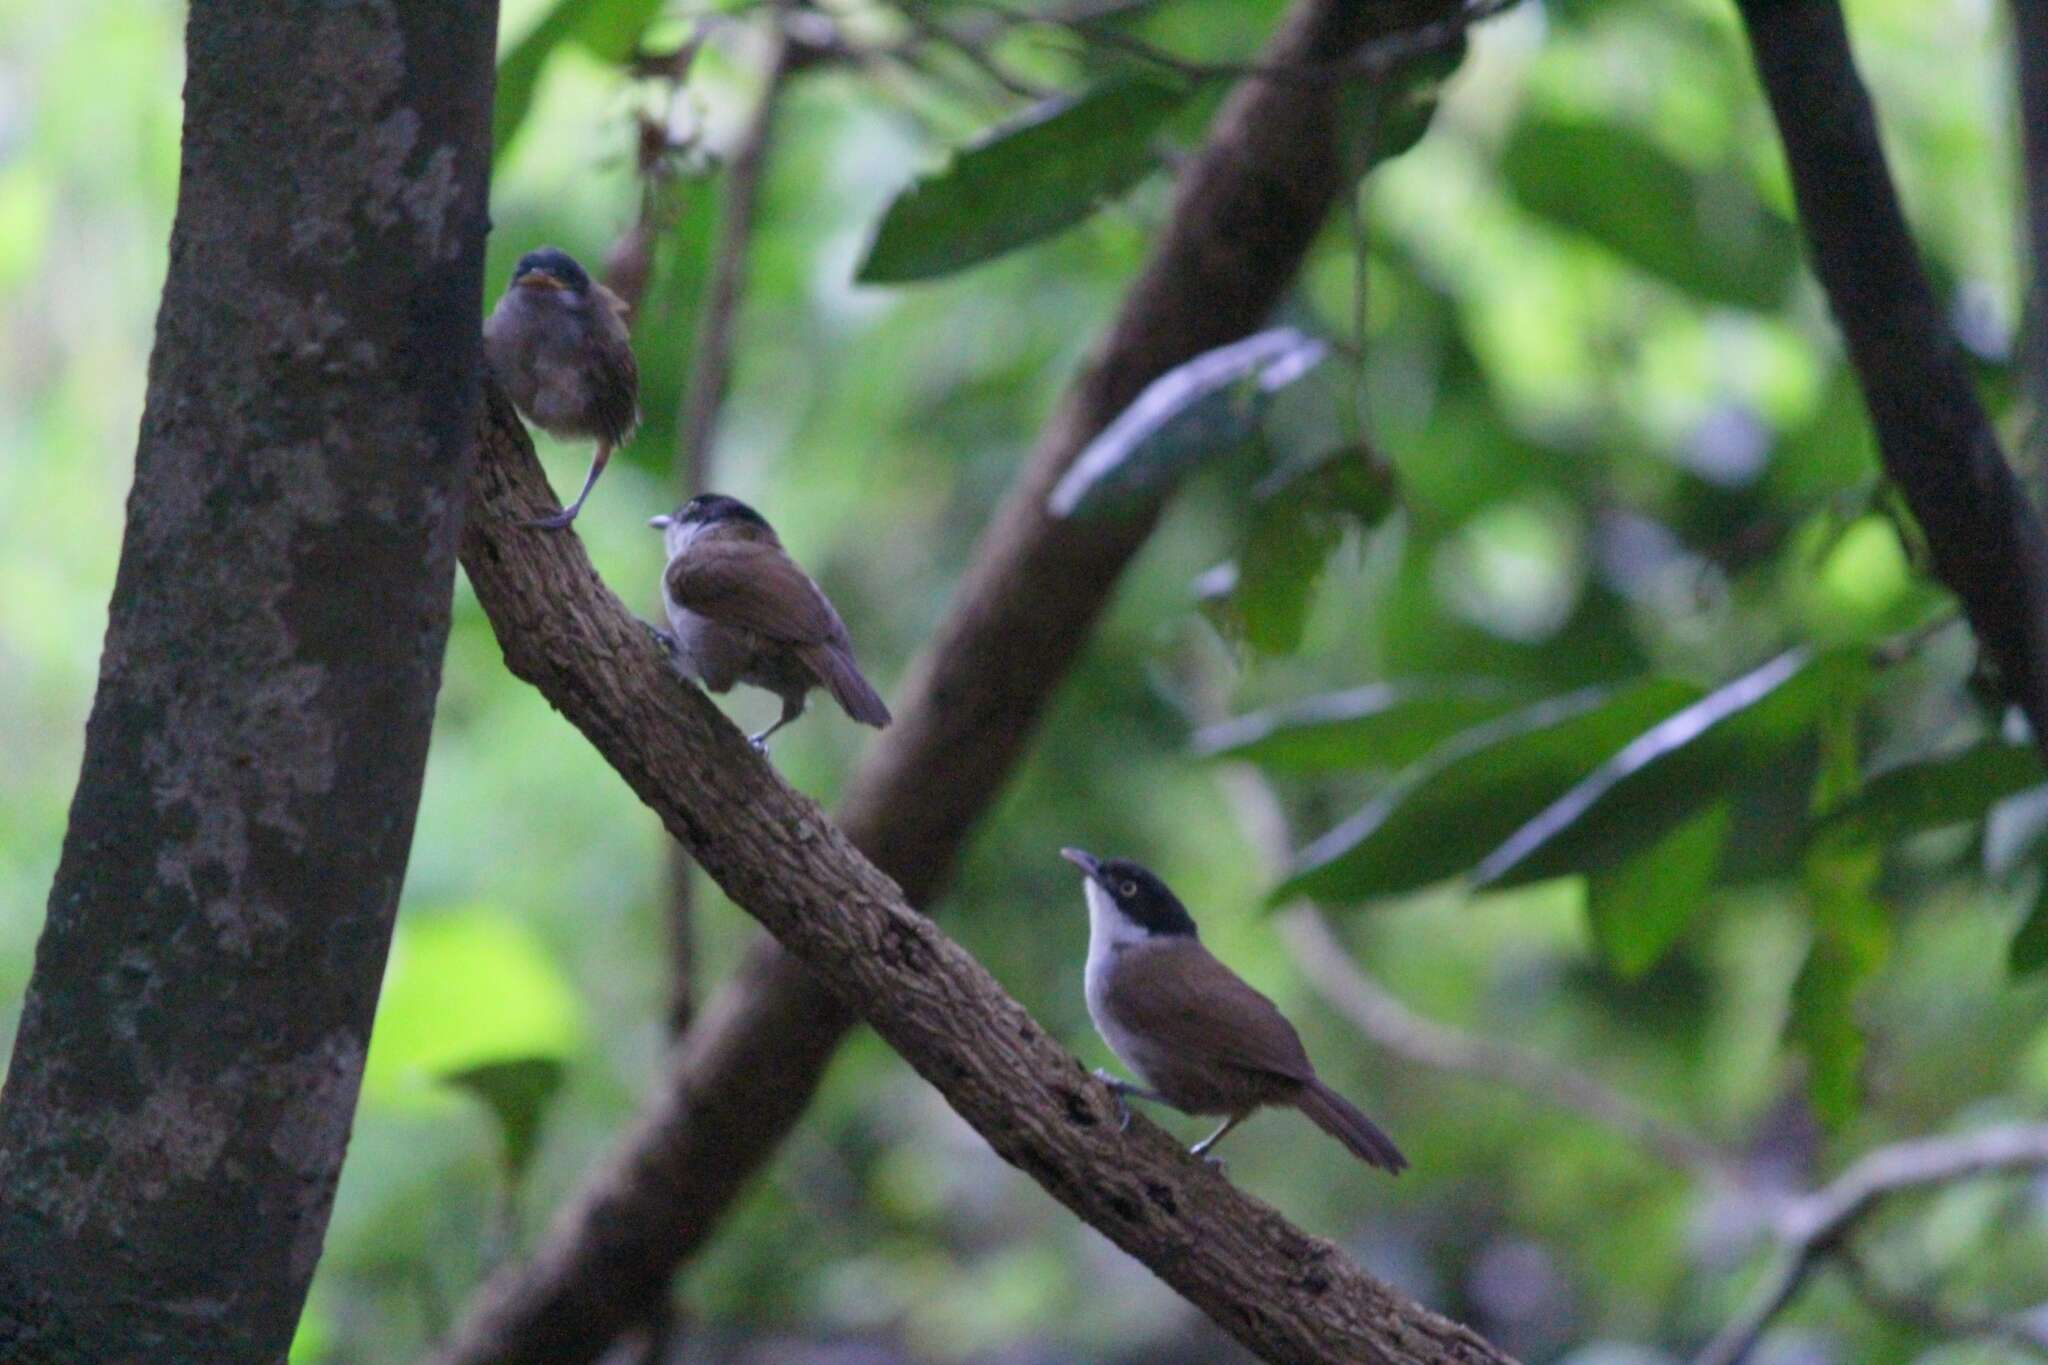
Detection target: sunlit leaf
<box><xmin>1818</xmin><ymin>742</ymin><xmax>2046</xmax><ymax>847</ymax></box>
<box><xmin>1278</xmin><ymin>678</ymin><xmax>1702</xmax><ymax>906</ymax></box>
<box><xmin>362</xmin><ymin>909</ymin><xmax>583</xmax><ymax>1109</ymax></box>
<box><xmin>1586</xmin><ymin>800</ymin><xmax>1729</xmax><ymax>976</ymax></box>
<box><xmin>494</xmin><ymin>0</ymin><xmax>666</xmax><ymax>156</ymax></box>
<box><xmin>1501</xmin><ymin>117</ymin><xmax>1799</xmax><ymax>311</ymax></box>
<box><xmin>1047</xmin><ymin>328</ymin><xmax>1329</xmax><ymax>519</ymax></box>
<box><xmin>439</xmin><ymin>1055</ymin><xmax>567</xmax><ymax>1184</ymax></box>
<box><xmin>856</xmin><ymin>78</ymin><xmax>1189</xmax><ymax>284</ymax></box>
<box><xmin>1193</xmin><ymin>680</ymin><xmax>1524</xmax><ymax>773</ymax></box>
<box><xmin>1474</xmin><ymin>648</ymin><xmax>1868</xmax><ymax>887</ymax></box>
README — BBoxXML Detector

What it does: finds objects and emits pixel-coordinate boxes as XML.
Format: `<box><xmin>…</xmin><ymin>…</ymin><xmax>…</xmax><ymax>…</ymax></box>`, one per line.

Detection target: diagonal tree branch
<box><xmin>434</xmin><ymin>1</ymin><xmax>1478</xmax><ymax>1359</ymax></box>
<box><xmin>443</xmin><ymin>385</ymin><xmax>1514</xmax><ymax>1365</ymax></box>
<box><xmin>1735</xmin><ymin>0</ymin><xmax>2048</xmax><ymax>761</ymax></box>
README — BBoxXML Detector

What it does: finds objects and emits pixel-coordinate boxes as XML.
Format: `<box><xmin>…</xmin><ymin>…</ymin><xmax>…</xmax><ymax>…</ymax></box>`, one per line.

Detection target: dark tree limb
<box><xmin>0</xmin><ymin>2</ymin><xmax>496</xmax><ymax>1359</ymax></box>
<box><xmin>1736</xmin><ymin>0</ymin><xmax>2048</xmax><ymax>759</ymax></box>
<box><xmin>441</xmin><ymin>387</ymin><xmax>1513</xmax><ymax>1365</ymax></box>
<box><xmin>1692</xmin><ymin>1124</ymin><xmax>2048</xmax><ymax>1365</ymax></box>
<box><xmin>2013</xmin><ymin>0</ymin><xmax>2048</xmax><ymax>498</ymax></box>
<box><xmin>434</xmin><ymin>1</ymin><xmax>1476</xmax><ymax>1360</ymax></box>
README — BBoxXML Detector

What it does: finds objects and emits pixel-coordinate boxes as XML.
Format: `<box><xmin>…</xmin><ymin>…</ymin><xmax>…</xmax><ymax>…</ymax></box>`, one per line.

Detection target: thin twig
<box><xmin>959</xmin><ymin>0</ymin><xmax>1527</xmax><ymax>86</ymax></box>
<box><xmin>672</xmin><ymin>13</ymin><xmax>798</xmax><ymax>493</ymax></box>
<box><xmin>897</xmin><ymin>2</ymin><xmax>1052</xmax><ymax>100</ymax></box>
<box><xmin>1693</xmin><ymin>1124</ymin><xmax>2048</xmax><ymax>1365</ymax></box>
<box><xmin>1839</xmin><ymin>1248</ymin><xmax>2048</xmax><ymax>1358</ymax></box>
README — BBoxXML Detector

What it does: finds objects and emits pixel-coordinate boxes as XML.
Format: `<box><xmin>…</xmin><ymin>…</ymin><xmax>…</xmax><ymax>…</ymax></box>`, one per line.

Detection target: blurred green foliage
<box><xmin>6</xmin><ymin>0</ymin><xmax>2048</xmax><ymax>1361</ymax></box>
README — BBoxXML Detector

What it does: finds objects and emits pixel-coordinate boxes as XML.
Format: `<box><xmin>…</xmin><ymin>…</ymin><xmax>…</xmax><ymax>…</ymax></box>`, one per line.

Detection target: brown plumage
<box><xmin>1066</xmin><ymin>848</ymin><xmax>1405</xmax><ymax>1173</ymax></box>
<box><xmin>653</xmin><ymin>494</ymin><xmax>890</xmax><ymax>748</ymax></box>
<box><xmin>485</xmin><ymin>246</ymin><xmax>640</xmax><ymax>531</ymax></box>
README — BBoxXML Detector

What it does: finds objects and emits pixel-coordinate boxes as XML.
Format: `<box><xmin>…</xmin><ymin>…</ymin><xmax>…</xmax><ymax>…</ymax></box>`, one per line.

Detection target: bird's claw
<box><xmin>747</xmin><ymin>734</ymin><xmax>771</xmax><ymax>755</ymax></box>
<box><xmin>642</xmin><ymin>621</ymin><xmax>678</xmax><ymax>658</ymax></box>
<box><xmin>1091</xmin><ymin>1069</ymin><xmax>1133</xmax><ymax>1132</ymax></box>
<box><xmin>1195</xmin><ymin>1151</ymin><xmax>1228</xmax><ymax>1174</ymax></box>
<box><xmin>520</xmin><ymin>508</ymin><xmax>578</xmax><ymax>531</ymax></box>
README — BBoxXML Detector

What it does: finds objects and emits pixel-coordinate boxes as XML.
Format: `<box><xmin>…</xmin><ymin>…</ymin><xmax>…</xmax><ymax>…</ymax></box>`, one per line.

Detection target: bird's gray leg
<box><xmin>1188</xmin><ymin>1111</ymin><xmax>1247</xmax><ymax>1167</ymax></box>
<box><xmin>524</xmin><ymin>440</ymin><xmax>612</xmax><ymax>530</ymax></box>
<box><xmin>642</xmin><ymin>620</ymin><xmax>679</xmax><ymax>663</ymax></box>
<box><xmin>1091</xmin><ymin>1069</ymin><xmax>1164</xmax><ymax>1133</ymax></box>
<box><xmin>748</xmin><ymin>693</ymin><xmax>805</xmax><ymax>752</ymax></box>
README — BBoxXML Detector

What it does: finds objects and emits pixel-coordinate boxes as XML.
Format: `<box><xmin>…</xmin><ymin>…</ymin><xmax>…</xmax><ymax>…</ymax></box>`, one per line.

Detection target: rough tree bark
<box><xmin>0</xmin><ymin>3</ymin><xmax>497</xmax><ymax>1360</ymax></box>
<box><xmin>434</xmin><ymin>1</ymin><xmax>1470</xmax><ymax>1359</ymax></box>
<box><xmin>1737</xmin><ymin>0</ymin><xmax>2048</xmax><ymax>757</ymax></box>
<box><xmin>443</xmin><ymin>387</ymin><xmax>1514</xmax><ymax>1365</ymax></box>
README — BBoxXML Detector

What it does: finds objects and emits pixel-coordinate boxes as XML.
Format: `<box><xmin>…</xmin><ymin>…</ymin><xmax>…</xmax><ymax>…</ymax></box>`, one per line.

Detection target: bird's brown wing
<box><xmin>588</xmin><ymin>284</ymin><xmax>640</xmax><ymax>446</ymax></box>
<box><xmin>665</xmin><ymin>539</ymin><xmax>848</xmax><ymax>648</ymax></box>
<box><xmin>1101</xmin><ymin>945</ymin><xmax>1315</xmax><ymax>1083</ymax></box>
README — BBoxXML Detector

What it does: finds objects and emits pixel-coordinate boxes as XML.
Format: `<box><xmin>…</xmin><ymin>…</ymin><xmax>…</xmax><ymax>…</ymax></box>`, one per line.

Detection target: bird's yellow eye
<box><xmin>1120</xmin><ymin>880</ymin><xmax>1138</xmax><ymax>897</ymax></box>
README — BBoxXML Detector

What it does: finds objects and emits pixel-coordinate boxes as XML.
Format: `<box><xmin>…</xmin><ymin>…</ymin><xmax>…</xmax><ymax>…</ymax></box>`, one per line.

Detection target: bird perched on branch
<box><xmin>651</xmin><ymin>494</ymin><xmax>892</xmax><ymax>749</ymax></box>
<box><xmin>1061</xmin><ymin>848</ymin><xmax>1406</xmax><ymax>1174</ymax></box>
<box><xmin>484</xmin><ymin>246</ymin><xmax>639</xmax><ymax>531</ymax></box>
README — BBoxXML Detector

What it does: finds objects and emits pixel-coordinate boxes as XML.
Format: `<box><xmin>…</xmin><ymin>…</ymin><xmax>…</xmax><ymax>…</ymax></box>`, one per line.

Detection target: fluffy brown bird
<box><xmin>484</xmin><ymin>246</ymin><xmax>640</xmax><ymax>531</ymax></box>
<box><xmin>651</xmin><ymin>494</ymin><xmax>891</xmax><ymax>749</ymax></box>
<box><xmin>1062</xmin><ymin>847</ymin><xmax>1405</xmax><ymax>1173</ymax></box>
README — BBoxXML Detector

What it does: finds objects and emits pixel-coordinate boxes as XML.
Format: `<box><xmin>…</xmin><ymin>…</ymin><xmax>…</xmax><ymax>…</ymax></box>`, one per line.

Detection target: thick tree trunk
<box><xmin>0</xmin><ymin>3</ymin><xmax>496</xmax><ymax>1359</ymax></box>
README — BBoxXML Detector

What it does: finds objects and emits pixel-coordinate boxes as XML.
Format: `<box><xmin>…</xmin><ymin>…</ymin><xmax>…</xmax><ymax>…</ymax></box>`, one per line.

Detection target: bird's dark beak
<box><xmin>1060</xmin><ymin>847</ymin><xmax>1102</xmax><ymax>881</ymax></box>
<box><xmin>649</xmin><ymin>514</ymin><xmax>672</xmax><ymax>530</ymax></box>
<box><xmin>517</xmin><ymin>271</ymin><xmax>567</xmax><ymax>292</ymax></box>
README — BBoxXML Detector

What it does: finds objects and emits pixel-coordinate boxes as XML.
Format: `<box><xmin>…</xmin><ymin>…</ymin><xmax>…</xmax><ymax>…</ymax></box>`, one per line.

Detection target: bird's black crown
<box><xmin>678</xmin><ymin>493</ymin><xmax>773</xmax><ymax>531</ymax></box>
<box><xmin>511</xmin><ymin>246</ymin><xmax>591</xmax><ymax>292</ymax></box>
<box><xmin>1075</xmin><ymin>852</ymin><xmax>1198</xmax><ymax>938</ymax></box>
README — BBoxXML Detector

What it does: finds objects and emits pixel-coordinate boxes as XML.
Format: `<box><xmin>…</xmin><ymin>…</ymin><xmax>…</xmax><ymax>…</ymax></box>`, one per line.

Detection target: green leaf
<box><xmin>493</xmin><ymin>0</ymin><xmax>666</xmax><ymax>157</ymax></box>
<box><xmin>1193</xmin><ymin>680</ymin><xmax>1524</xmax><ymax>774</ymax></box>
<box><xmin>1237</xmin><ymin>496</ymin><xmax>1340</xmax><ymax>656</ymax></box>
<box><xmin>1475</xmin><ymin>648</ymin><xmax>1869</xmax><ymax>887</ymax></box>
<box><xmin>856</xmin><ymin>78</ymin><xmax>1190</xmax><ymax>284</ymax></box>
<box><xmin>362</xmin><ymin>909</ymin><xmax>583</xmax><ymax>1110</ymax></box>
<box><xmin>1789</xmin><ymin>839</ymin><xmax>1890</xmax><ymax>1127</ymax></box>
<box><xmin>2011</xmin><ymin>877</ymin><xmax>2048</xmax><ymax>977</ymax></box>
<box><xmin>1047</xmin><ymin>328</ymin><xmax>1328</xmax><ymax>519</ymax></box>
<box><xmin>1232</xmin><ymin>447</ymin><xmax>1397</xmax><ymax>656</ymax></box>
<box><xmin>1278</xmin><ymin>678</ymin><xmax>1702</xmax><ymax>906</ymax></box>
<box><xmin>1500</xmin><ymin>117</ymin><xmax>1800</xmax><ymax>311</ymax></box>
<box><xmin>439</xmin><ymin>1055</ymin><xmax>567</xmax><ymax>1184</ymax></box>
<box><xmin>1586</xmin><ymin>800</ymin><xmax>1729</xmax><ymax>976</ymax></box>
<box><xmin>1818</xmin><ymin>742</ymin><xmax>2047</xmax><ymax>847</ymax></box>
<box><xmin>1338</xmin><ymin>39</ymin><xmax>1464</xmax><ymax>175</ymax></box>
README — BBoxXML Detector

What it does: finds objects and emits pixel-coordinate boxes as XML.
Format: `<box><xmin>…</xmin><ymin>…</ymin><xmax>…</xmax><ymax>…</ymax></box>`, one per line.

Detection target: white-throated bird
<box><xmin>484</xmin><ymin>246</ymin><xmax>639</xmax><ymax>531</ymax></box>
<box><xmin>652</xmin><ymin>493</ymin><xmax>891</xmax><ymax>749</ymax></box>
<box><xmin>1061</xmin><ymin>847</ymin><xmax>1405</xmax><ymax>1173</ymax></box>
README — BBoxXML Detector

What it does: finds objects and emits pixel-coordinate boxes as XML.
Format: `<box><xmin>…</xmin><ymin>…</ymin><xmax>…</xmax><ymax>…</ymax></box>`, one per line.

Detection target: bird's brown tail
<box><xmin>1296</xmin><ymin>1078</ymin><xmax>1407</xmax><ymax>1173</ymax></box>
<box><xmin>803</xmin><ymin>644</ymin><xmax>893</xmax><ymax>729</ymax></box>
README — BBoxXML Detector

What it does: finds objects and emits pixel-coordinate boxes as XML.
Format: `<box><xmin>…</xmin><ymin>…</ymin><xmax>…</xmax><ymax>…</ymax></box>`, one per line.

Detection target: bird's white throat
<box><xmin>1083</xmin><ymin>878</ymin><xmax>1149</xmax><ymax>998</ymax></box>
